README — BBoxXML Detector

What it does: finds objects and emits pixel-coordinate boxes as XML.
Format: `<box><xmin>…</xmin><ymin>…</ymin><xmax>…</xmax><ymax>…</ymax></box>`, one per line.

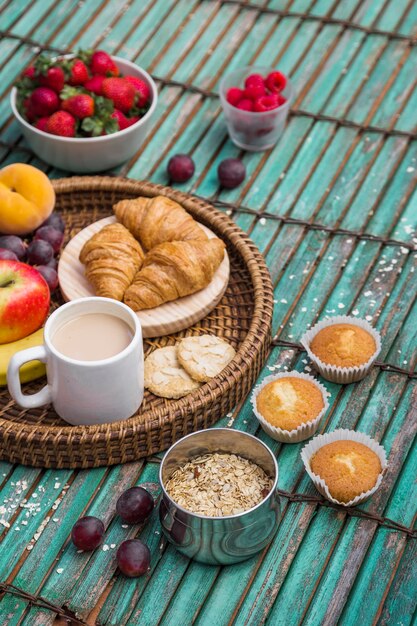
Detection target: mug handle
<box><xmin>7</xmin><ymin>346</ymin><xmax>52</xmax><ymax>409</ymax></box>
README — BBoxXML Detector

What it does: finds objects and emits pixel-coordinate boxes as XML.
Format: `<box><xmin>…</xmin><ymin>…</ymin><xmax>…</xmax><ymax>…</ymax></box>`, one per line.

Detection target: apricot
<box><xmin>0</xmin><ymin>163</ymin><xmax>55</xmax><ymax>235</ymax></box>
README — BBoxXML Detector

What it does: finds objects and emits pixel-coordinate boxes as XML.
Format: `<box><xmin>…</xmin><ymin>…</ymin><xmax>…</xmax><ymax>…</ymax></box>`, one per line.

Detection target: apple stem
<box><xmin>0</xmin><ymin>279</ymin><xmax>14</xmax><ymax>288</ymax></box>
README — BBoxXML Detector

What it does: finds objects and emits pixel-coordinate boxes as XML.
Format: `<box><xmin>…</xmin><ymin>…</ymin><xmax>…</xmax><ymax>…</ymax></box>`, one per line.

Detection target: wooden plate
<box><xmin>58</xmin><ymin>216</ymin><xmax>230</xmax><ymax>338</ymax></box>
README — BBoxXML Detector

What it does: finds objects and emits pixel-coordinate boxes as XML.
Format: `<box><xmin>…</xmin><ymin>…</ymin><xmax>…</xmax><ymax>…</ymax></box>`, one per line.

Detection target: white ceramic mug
<box><xmin>7</xmin><ymin>297</ymin><xmax>144</xmax><ymax>425</ymax></box>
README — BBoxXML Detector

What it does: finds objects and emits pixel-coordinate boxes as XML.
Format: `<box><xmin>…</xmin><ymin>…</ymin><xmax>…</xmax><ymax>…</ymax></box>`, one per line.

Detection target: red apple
<box><xmin>0</xmin><ymin>260</ymin><xmax>50</xmax><ymax>344</ymax></box>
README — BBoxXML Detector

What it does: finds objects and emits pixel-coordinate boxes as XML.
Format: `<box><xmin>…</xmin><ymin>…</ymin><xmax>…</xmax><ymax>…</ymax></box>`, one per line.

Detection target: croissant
<box><xmin>124</xmin><ymin>238</ymin><xmax>225</xmax><ymax>310</ymax></box>
<box><xmin>113</xmin><ymin>195</ymin><xmax>207</xmax><ymax>250</ymax></box>
<box><xmin>79</xmin><ymin>223</ymin><xmax>145</xmax><ymax>301</ymax></box>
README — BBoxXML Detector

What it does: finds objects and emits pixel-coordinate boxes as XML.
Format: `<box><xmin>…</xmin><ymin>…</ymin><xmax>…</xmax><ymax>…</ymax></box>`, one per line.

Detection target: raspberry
<box><xmin>253</xmin><ymin>95</ymin><xmax>280</xmax><ymax>112</ymax></box>
<box><xmin>256</xmin><ymin>126</ymin><xmax>274</xmax><ymax>137</ymax></box>
<box><xmin>236</xmin><ymin>99</ymin><xmax>253</xmax><ymax>112</ymax></box>
<box><xmin>265</xmin><ymin>71</ymin><xmax>287</xmax><ymax>93</ymax></box>
<box><xmin>244</xmin><ymin>74</ymin><xmax>264</xmax><ymax>89</ymax></box>
<box><xmin>226</xmin><ymin>87</ymin><xmax>244</xmax><ymax>106</ymax></box>
<box><xmin>243</xmin><ymin>74</ymin><xmax>266</xmax><ymax>100</ymax></box>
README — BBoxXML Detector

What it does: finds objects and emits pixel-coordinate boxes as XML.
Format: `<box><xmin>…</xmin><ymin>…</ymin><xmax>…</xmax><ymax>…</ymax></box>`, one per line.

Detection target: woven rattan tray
<box><xmin>0</xmin><ymin>177</ymin><xmax>273</xmax><ymax>468</ymax></box>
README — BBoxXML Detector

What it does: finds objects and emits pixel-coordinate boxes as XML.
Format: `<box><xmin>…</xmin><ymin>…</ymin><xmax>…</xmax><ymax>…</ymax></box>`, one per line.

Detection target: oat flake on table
<box><xmin>165</xmin><ymin>452</ymin><xmax>273</xmax><ymax>517</ymax></box>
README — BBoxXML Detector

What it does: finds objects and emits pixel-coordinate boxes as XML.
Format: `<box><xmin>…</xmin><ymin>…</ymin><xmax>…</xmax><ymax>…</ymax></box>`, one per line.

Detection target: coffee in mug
<box><xmin>52</xmin><ymin>313</ymin><xmax>133</xmax><ymax>361</ymax></box>
<box><xmin>7</xmin><ymin>297</ymin><xmax>144</xmax><ymax>426</ymax></box>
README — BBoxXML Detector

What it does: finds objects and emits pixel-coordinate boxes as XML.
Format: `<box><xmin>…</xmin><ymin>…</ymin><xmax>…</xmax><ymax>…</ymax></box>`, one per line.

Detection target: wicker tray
<box><xmin>0</xmin><ymin>177</ymin><xmax>273</xmax><ymax>468</ymax></box>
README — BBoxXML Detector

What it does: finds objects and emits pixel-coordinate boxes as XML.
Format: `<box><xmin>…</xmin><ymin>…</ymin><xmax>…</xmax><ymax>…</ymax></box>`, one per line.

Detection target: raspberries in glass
<box><xmin>226</xmin><ymin>70</ymin><xmax>287</xmax><ymax>113</ymax></box>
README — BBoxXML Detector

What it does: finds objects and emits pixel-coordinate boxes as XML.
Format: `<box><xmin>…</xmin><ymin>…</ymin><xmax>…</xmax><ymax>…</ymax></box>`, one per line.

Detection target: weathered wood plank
<box><xmin>378</xmin><ymin>539</ymin><xmax>417</xmax><ymax>626</ymax></box>
<box><xmin>8</xmin><ymin>0</ymin><xmax>58</xmax><ymax>38</ymax></box>
<box><xmin>20</xmin><ymin>463</ymin><xmax>142</xmax><ymax>625</ymax></box>
<box><xmin>0</xmin><ymin>1</ymin><xmax>416</xmax><ymax>625</ymax></box>
<box><xmin>0</xmin><ymin>470</ymin><xmax>73</xmax><ymax>579</ymax></box>
<box><xmin>0</xmin><ymin>466</ymin><xmax>42</xmax><ymax>538</ymax></box>
<box><xmin>67</xmin><ymin>465</ymin><xmax>160</xmax><ymax>620</ymax></box>
<box><xmin>105</xmin><ymin>0</ymin><xmax>175</xmax><ymax>60</ymax></box>
<box><xmin>338</xmin><ymin>436</ymin><xmax>417</xmax><ymax>624</ymax></box>
<box><xmin>0</xmin><ymin>468</ymin><xmax>105</xmax><ymax>623</ymax></box>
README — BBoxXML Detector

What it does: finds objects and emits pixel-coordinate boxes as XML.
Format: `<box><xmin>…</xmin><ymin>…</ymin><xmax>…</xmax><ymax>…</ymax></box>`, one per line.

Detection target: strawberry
<box><xmin>102</xmin><ymin>77</ymin><xmax>136</xmax><ymax>113</ymax></box>
<box><xmin>84</xmin><ymin>75</ymin><xmax>105</xmax><ymax>95</ymax></box>
<box><xmin>39</xmin><ymin>66</ymin><xmax>65</xmax><ymax>92</ymax></box>
<box><xmin>111</xmin><ymin>109</ymin><xmax>140</xmax><ymax>130</ymax></box>
<box><xmin>265</xmin><ymin>71</ymin><xmax>286</xmax><ymax>93</ymax></box>
<box><xmin>22</xmin><ymin>97</ymin><xmax>36</xmax><ymax>122</ymax></box>
<box><xmin>62</xmin><ymin>94</ymin><xmax>94</xmax><ymax>118</ymax></box>
<box><xmin>35</xmin><ymin>54</ymin><xmax>65</xmax><ymax>91</ymax></box>
<box><xmin>23</xmin><ymin>65</ymin><xmax>36</xmax><ymax>80</ymax></box>
<box><xmin>67</xmin><ymin>59</ymin><xmax>89</xmax><ymax>85</ymax></box>
<box><xmin>124</xmin><ymin>75</ymin><xmax>150</xmax><ymax>107</ymax></box>
<box><xmin>111</xmin><ymin>109</ymin><xmax>131</xmax><ymax>130</ymax></box>
<box><xmin>30</xmin><ymin>87</ymin><xmax>60</xmax><ymax>117</ymax></box>
<box><xmin>34</xmin><ymin>117</ymin><xmax>50</xmax><ymax>132</ymax></box>
<box><xmin>226</xmin><ymin>87</ymin><xmax>244</xmax><ymax>106</ymax></box>
<box><xmin>46</xmin><ymin>111</ymin><xmax>76</xmax><ymax>137</ymax></box>
<box><xmin>90</xmin><ymin>50</ymin><xmax>119</xmax><ymax>76</ymax></box>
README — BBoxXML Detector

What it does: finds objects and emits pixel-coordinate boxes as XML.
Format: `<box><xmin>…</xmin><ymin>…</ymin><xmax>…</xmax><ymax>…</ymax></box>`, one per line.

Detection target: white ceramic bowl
<box><xmin>10</xmin><ymin>56</ymin><xmax>158</xmax><ymax>173</ymax></box>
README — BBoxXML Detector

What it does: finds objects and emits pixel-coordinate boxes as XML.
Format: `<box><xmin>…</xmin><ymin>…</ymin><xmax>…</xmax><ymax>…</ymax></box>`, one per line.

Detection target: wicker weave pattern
<box><xmin>0</xmin><ymin>178</ymin><xmax>273</xmax><ymax>468</ymax></box>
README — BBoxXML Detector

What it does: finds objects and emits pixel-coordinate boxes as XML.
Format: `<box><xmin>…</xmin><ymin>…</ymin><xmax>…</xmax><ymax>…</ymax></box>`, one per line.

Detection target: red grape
<box><xmin>34</xmin><ymin>225</ymin><xmax>64</xmax><ymax>253</ymax></box>
<box><xmin>217</xmin><ymin>158</ymin><xmax>246</xmax><ymax>189</ymax></box>
<box><xmin>36</xmin><ymin>265</ymin><xmax>59</xmax><ymax>291</ymax></box>
<box><xmin>0</xmin><ymin>235</ymin><xmax>26</xmax><ymax>261</ymax></box>
<box><xmin>44</xmin><ymin>257</ymin><xmax>58</xmax><ymax>270</ymax></box>
<box><xmin>27</xmin><ymin>239</ymin><xmax>54</xmax><ymax>265</ymax></box>
<box><xmin>71</xmin><ymin>516</ymin><xmax>104</xmax><ymax>551</ymax></box>
<box><xmin>116</xmin><ymin>486</ymin><xmax>154</xmax><ymax>524</ymax></box>
<box><xmin>42</xmin><ymin>212</ymin><xmax>65</xmax><ymax>233</ymax></box>
<box><xmin>0</xmin><ymin>248</ymin><xmax>18</xmax><ymax>261</ymax></box>
<box><xmin>116</xmin><ymin>539</ymin><xmax>150</xmax><ymax>577</ymax></box>
<box><xmin>167</xmin><ymin>154</ymin><xmax>195</xmax><ymax>183</ymax></box>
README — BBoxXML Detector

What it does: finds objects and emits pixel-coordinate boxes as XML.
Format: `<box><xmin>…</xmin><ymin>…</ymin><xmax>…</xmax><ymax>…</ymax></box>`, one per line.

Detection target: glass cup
<box><xmin>219</xmin><ymin>66</ymin><xmax>293</xmax><ymax>151</ymax></box>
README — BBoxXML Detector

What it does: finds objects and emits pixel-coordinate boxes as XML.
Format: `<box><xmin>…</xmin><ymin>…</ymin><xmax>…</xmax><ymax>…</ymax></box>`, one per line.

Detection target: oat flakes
<box><xmin>165</xmin><ymin>452</ymin><xmax>273</xmax><ymax>516</ymax></box>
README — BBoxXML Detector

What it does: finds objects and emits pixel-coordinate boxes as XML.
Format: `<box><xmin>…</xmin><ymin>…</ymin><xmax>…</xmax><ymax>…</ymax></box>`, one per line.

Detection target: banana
<box><xmin>0</xmin><ymin>328</ymin><xmax>45</xmax><ymax>386</ymax></box>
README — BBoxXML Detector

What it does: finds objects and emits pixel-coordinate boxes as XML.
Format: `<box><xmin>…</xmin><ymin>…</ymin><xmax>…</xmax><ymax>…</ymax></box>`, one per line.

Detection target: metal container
<box><xmin>159</xmin><ymin>428</ymin><xmax>280</xmax><ymax>565</ymax></box>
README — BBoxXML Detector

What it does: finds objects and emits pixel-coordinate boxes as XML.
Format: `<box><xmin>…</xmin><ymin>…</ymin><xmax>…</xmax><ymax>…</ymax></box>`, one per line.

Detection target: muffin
<box><xmin>310</xmin><ymin>440</ymin><xmax>382</xmax><ymax>503</ymax></box>
<box><xmin>310</xmin><ymin>324</ymin><xmax>376</xmax><ymax>368</ymax></box>
<box><xmin>252</xmin><ymin>372</ymin><xmax>329</xmax><ymax>443</ymax></box>
<box><xmin>300</xmin><ymin>316</ymin><xmax>381</xmax><ymax>383</ymax></box>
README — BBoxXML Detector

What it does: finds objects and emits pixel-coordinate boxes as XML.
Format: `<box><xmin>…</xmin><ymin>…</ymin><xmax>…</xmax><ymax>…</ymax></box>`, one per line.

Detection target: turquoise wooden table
<box><xmin>0</xmin><ymin>0</ymin><xmax>416</xmax><ymax>624</ymax></box>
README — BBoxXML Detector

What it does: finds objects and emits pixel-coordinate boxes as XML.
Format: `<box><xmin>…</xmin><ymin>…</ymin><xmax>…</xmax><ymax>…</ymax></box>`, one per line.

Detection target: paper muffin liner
<box><xmin>300</xmin><ymin>315</ymin><xmax>382</xmax><ymax>384</ymax></box>
<box><xmin>301</xmin><ymin>428</ymin><xmax>388</xmax><ymax>507</ymax></box>
<box><xmin>251</xmin><ymin>371</ymin><xmax>330</xmax><ymax>443</ymax></box>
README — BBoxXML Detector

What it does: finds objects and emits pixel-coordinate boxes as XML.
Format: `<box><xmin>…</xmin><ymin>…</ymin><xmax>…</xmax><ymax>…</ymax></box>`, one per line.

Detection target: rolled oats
<box><xmin>165</xmin><ymin>452</ymin><xmax>273</xmax><ymax>516</ymax></box>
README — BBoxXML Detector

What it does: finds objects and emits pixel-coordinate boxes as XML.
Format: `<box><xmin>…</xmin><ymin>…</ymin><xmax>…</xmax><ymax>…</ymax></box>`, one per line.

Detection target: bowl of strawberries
<box><xmin>11</xmin><ymin>50</ymin><xmax>157</xmax><ymax>172</ymax></box>
<box><xmin>219</xmin><ymin>66</ymin><xmax>293</xmax><ymax>151</ymax></box>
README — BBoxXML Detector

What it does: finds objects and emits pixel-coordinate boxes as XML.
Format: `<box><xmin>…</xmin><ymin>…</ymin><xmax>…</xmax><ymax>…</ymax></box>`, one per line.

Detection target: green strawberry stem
<box><xmin>34</xmin><ymin>53</ymin><xmax>55</xmax><ymax>76</ymax></box>
<box><xmin>60</xmin><ymin>85</ymin><xmax>82</xmax><ymax>99</ymax></box>
<box><xmin>76</xmin><ymin>48</ymin><xmax>93</xmax><ymax>65</ymax></box>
